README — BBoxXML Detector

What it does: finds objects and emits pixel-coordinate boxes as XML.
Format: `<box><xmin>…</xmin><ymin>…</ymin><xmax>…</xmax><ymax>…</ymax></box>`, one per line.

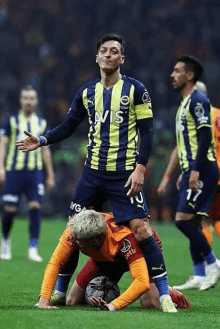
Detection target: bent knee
<box><xmin>3</xmin><ymin>205</ymin><xmax>18</xmax><ymax>213</ymax></box>
<box><xmin>28</xmin><ymin>201</ymin><xmax>41</xmax><ymax>209</ymax></box>
<box><xmin>130</xmin><ymin>219</ymin><xmax>152</xmax><ymax>241</ymax></box>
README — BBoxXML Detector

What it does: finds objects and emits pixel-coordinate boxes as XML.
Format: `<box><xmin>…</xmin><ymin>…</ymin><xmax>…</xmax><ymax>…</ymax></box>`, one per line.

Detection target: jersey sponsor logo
<box><xmin>88</xmin><ymin>98</ymin><xmax>95</xmax><ymax>106</ymax></box>
<box><xmin>124</xmin><ymin>248</ymin><xmax>137</xmax><ymax>260</ymax></box>
<box><xmin>94</xmin><ymin>110</ymin><xmax>123</xmax><ymax>124</ymax></box>
<box><xmin>198</xmin><ymin>116</ymin><xmax>208</xmax><ymax>124</ymax></box>
<box><xmin>70</xmin><ymin>202</ymin><xmax>86</xmax><ymax>213</ymax></box>
<box><xmin>195</xmin><ymin>105</ymin><xmax>205</xmax><ymax>118</ymax></box>
<box><xmin>2</xmin><ymin>194</ymin><xmax>19</xmax><ymax>203</ymax></box>
<box><xmin>176</xmin><ymin>121</ymin><xmax>185</xmax><ymax>131</ymax></box>
<box><xmin>142</xmin><ymin>90</ymin><xmax>151</xmax><ymax>104</ymax></box>
<box><xmin>121</xmin><ymin>239</ymin><xmax>131</xmax><ymax>253</ymax></box>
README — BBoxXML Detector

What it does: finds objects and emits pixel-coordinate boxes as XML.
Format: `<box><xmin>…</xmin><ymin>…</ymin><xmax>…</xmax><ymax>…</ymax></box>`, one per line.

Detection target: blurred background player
<box><xmin>158</xmin><ymin>56</ymin><xmax>219</xmax><ymax>290</ymax></box>
<box><xmin>0</xmin><ymin>85</ymin><xmax>55</xmax><ymax>262</ymax></box>
<box><xmin>37</xmin><ymin>210</ymin><xmax>177</xmax><ymax>312</ymax></box>
<box><xmin>158</xmin><ymin>81</ymin><xmax>220</xmax><ymax>248</ymax></box>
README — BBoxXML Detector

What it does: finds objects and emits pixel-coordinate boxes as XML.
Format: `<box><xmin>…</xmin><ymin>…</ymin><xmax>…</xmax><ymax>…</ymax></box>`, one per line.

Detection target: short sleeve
<box><xmin>133</xmin><ymin>81</ymin><xmax>153</xmax><ymax>120</ymax></box>
<box><xmin>189</xmin><ymin>99</ymin><xmax>212</xmax><ymax>129</ymax></box>
<box><xmin>0</xmin><ymin>116</ymin><xmax>10</xmax><ymax>137</ymax></box>
<box><xmin>67</xmin><ymin>87</ymin><xmax>87</xmax><ymax>123</ymax></box>
<box><xmin>120</xmin><ymin>233</ymin><xmax>143</xmax><ymax>265</ymax></box>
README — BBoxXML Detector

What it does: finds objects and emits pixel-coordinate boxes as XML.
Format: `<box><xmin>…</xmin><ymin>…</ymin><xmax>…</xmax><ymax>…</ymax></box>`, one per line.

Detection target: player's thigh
<box><xmin>105</xmin><ymin>171</ymin><xmax>149</xmax><ymax>224</ymax></box>
<box><xmin>177</xmin><ymin>164</ymin><xmax>218</xmax><ymax>216</ymax></box>
<box><xmin>69</xmin><ymin>166</ymin><xmax>105</xmax><ymax>217</ymax></box>
<box><xmin>2</xmin><ymin>171</ymin><xmax>24</xmax><ymax>206</ymax></box>
<box><xmin>25</xmin><ymin>171</ymin><xmax>45</xmax><ymax>203</ymax></box>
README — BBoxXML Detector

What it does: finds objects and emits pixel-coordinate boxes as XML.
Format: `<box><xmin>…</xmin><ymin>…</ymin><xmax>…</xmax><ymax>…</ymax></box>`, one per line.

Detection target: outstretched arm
<box><xmin>157</xmin><ymin>147</ymin><xmax>179</xmax><ymax>197</ymax></box>
<box><xmin>15</xmin><ymin>116</ymin><xmax>81</xmax><ymax>152</ymax></box>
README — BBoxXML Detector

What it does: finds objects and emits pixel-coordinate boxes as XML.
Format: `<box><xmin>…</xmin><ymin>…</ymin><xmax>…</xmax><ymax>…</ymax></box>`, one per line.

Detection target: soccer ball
<box><xmin>85</xmin><ymin>276</ymin><xmax>120</xmax><ymax>306</ymax></box>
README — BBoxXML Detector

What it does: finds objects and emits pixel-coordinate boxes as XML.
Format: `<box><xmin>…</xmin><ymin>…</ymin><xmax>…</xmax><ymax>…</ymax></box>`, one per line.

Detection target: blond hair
<box><xmin>68</xmin><ymin>210</ymin><xmax>106</xmax><ymax>240</ymax></box>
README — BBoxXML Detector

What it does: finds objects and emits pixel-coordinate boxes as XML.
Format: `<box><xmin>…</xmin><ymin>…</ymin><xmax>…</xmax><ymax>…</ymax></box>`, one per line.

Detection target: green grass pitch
<box><xmin>0</xmin><ymin>218</ymin><xmax>220</xmax><ymax>329</ymax></box>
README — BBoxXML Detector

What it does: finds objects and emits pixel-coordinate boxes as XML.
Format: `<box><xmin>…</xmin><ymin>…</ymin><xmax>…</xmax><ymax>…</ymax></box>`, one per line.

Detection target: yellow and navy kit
<box><xmin>67</xmin><ymin>75</ymin><xmax>153</xmax><ymax>171</ymax></box>
<box><xmin>176</xmin><ymin>90</ymin><xmax>215</xmax><ymax>172</ymax></box>
<box><xmin>0</xmin><ymin>111</ymin><xmax>47</xmax><ymax>171</ymax></box>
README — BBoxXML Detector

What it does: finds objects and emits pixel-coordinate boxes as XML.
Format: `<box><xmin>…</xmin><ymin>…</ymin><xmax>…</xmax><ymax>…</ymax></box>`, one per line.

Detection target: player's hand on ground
<box><xmin>0</xmin><ymin>168</ymin><xmax>5</xmax><ymax>184</ymax></box>
<box><xmin>37</xmin><ymin>298</ymin><xmax>59</xmax><ymax>309</ymax></box>
<box><xmin>189</xmin><ymin>170</ymin><xmax>199</xmax><ymax>192</ymax></box>
<box><xmin>46</xmin><ymin>176</ymin><xmax>55</xmax><ymax>191</ymax></box>
<box><xmin>89</xmin><ymin>297</ymin><xmax>116</xmax><ymax>311</ymax></box>
<box><xmin>15</xmin><ymin>131</ymin><xmax>40</xmax><ymax>152</ymax></box>
<box><xmin>176</xmin><ymin>174</ymin><xmax>182</xmax><ymax>190</ymax></box>
<box><xmin>157</xmin><ymin>178</ymin><xmax>169</xmax><ymax>197</ymax></box>
<box><xmin>125</xmin><ymin>164</ymin><xmax>145</xmax><ymax>197</ymax></box>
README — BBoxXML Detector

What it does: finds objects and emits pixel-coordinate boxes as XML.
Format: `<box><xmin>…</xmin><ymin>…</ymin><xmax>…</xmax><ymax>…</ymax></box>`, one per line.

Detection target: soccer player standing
<box><xmin>16</xmin><ymin>33</ymin><xmax>177</xmax><ymax>312</ymax></box>
<box><xmin>158</xmin><ymin>56</ymin><xmax>219</xmax><ymax>290</ymax></box>
<box><xmin>0</xmin><ymin>85</ymin><xmax>55</xmax><ymax>262</ymax></box>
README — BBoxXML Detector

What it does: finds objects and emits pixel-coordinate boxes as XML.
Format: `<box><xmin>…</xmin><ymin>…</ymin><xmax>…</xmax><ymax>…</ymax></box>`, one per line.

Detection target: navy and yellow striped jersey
<box><xmin>176</xmin><ymin>89</ymin><xmax>215</xmax><ymax>172</ymax></box>
<box><xmin>0</xmin><ymin>111</ymin><xmax>47</xmax><ymax>171</ymax></box>
<box><xmin>68</xmin><ymin>75</ymin><xmax>153</xmax><ymax>171</ymax></box>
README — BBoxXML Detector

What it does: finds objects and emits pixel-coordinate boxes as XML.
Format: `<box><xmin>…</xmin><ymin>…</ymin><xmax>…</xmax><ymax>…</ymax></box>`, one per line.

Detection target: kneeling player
<box><xmin>37</xmin><ymin>210</ymin><xmax>177</xmax><ymax>312</ymax></box>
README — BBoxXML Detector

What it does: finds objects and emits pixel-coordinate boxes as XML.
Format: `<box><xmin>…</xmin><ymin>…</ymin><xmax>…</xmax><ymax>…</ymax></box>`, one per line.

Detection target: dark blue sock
<box><xmin>1</xmin><ymin>211</ymin><xmax>15</xmax><ymax>239</ymax></box>
<box><xmin>29</xmin><ymin>208</ymin><xmax>41</xmax><ymax>247</ymax></box>
<box><xmin>139</xmin><ymin>236</ymin><xmax>169</xmax><ymax>296</ymax></box>
<box><xmin>194</xmin><ymin>262</ymin><xmax>205</xmax><ymax>276</ymax></box>
<box><xmin>56</xmin><ymin>249</ymin><xmax>79</xmax><ymax>294</ymax></box>
<box><xmin>176</xmin><ymin>220</ymin><xmax>214</xmax><ymax>261</ymax></box>
<box><xmin>204</xmin><ymin>251</ymin><xmax>216</xmax><ymax>265</ymax></box>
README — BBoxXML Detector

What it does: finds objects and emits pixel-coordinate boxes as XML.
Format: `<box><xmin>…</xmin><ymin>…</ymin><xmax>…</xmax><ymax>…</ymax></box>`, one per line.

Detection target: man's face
<box><xmin>170</xmin><ymin>61</ymin><xmax>191</xmax><ymax>91</ymax></box>
<box><xmin>75</xmin><ymin>232</ymin><xmax>106</xmax><ymax>251</ymax></box>
<box><xmin>20</xmin><ymin>90</ymin><xmax>38</xmax><ymax>113</ymax></box>
<box><xmin>96</xmin><ymin>40</ymin><xmax>124</xmax><ymax>73</ymax></box>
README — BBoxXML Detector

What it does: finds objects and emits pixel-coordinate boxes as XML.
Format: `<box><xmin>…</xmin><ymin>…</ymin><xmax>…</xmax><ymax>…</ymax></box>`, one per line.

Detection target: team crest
<box><xmin>197</xmin><ymin>180</ymin><xmax>203</xmax><ymax>189</ymax></box>
<box><xmin>142</xmin><ymin>90</ymin><xmax>151</xmax><ymax>104</ymax></box>
<box><xmin>121</xmin><ymin>239</ymin><xmax>131</xmax><ymax>253</ymax></box>
<box><xmin>195</xmin><ymin>106</ymin><xmax>205</xmax><ymax>118</ymax></box>
<box><xmin>120</xmin><ymin>96</ymin><xmax>130</xmax><ymax>106</ymax></box>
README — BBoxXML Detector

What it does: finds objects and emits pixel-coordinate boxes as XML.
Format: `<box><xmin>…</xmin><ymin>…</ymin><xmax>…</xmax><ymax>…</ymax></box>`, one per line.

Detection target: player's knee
<box><xmin>3</xmin><ymin>205</ymin><xmax>18</xmax><ymax>213</ymax></box>
<box><xmin>140</xmin><ymin>292</ymin><xmax>160</xmax><ymax>309</ymax></box>
<box><xmin>130</xmin><ymin>219</ymin><xmax>152</xmax><ymax>241</ymax></box>
<box><xmin>28</xmin><ymin>201</ymin><xmax>41</xmax><ymax>209</ymax></box>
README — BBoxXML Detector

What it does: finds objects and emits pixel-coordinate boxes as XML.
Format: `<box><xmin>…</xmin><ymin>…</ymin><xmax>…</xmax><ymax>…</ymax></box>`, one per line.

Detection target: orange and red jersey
<box><xmin>40</xmin><ymin>213</ymin><xmax>149</xmax><ymax>309</ymax></box>
<box><xmin>212</xmin><ymin>107</ymin><xmax>220</xmax><ymax>184</ymax></box>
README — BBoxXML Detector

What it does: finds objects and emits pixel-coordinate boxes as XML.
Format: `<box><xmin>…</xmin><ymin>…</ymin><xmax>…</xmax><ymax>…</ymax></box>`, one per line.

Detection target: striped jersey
<box><xmin>68</xmin><ymin>75</ymin><xmax>153</xmax><ymax>171</ymax></box>
<box><xmin>176</xmin><ymin>89</ymin><xmax>215</xmax><ymax>172</ymax></box>
<box><xmin>0</xmin><ymin>111</ymin><xmax>47</xmax><ymax>171</ymax></box>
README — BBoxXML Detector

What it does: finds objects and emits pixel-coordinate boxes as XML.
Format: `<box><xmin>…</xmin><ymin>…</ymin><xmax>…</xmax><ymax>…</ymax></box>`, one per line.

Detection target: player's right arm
<box><xmin>16</xmin><ymin>87</ymin><xmax>87</xmax><ymax>152</ymax></box>
<box><xmin>38</xmin><ymin>229</ymin><xmax>77</xmax><ymax>308</ymax></box>
<box><xmin>157</xmin><ymin>147</ymin><xmax>179</xmax><ymax>197</ymax></box>
<box><xmin>110</xmin><ymin>234</ymin><xmax>149</xmax><ymax>310</ymax></box>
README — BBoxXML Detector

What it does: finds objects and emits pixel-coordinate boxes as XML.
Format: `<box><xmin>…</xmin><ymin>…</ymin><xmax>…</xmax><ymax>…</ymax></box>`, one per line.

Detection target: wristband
<box><xmin>163</xmin><ymin>173</ymin><xmax>171</xmax><ymax>180</ymax></box>
<box><xmin>38</xmin><ymin>136</ymin><xmax>47</xmax><ymax>146</ymax></box>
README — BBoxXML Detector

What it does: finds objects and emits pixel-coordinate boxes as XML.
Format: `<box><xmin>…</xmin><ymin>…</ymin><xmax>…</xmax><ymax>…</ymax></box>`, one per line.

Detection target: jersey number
<box><xmin>186</xmin><ymin>188</ymin><xmax>202</xmax><ymax>202</ymax></box>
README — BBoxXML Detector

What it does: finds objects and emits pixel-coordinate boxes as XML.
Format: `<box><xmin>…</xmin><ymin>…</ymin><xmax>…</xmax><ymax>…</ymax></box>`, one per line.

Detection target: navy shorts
<box><xmin>2</xmin><ymin>170</ymin><xmax>44</xmax><ymax>205</ymax></box>
<box><xmin>69</xmin><ymin>166</ymin><xmax>149</xmax><ymax>224</ymax></box>
<box><xmin>177</xmin><ymin>162</ymin><xmax>219</xmax><ymax>216</ymax></box>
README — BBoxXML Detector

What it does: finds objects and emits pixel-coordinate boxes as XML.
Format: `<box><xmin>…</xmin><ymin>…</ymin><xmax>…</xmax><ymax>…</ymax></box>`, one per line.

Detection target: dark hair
<box><xmin>97</xmin><ymin>33</ymin><xmax>125</xmax><ymax>54</ymax></box>
<box><xmin>177</xmin><ymin>55</ymin><xmax>203</xmax><ymax>82</ymax></box>
<box><xmin>20</xmin><ymin>85</ymin><xmax>37</xmax><ymax>96</ymax></box>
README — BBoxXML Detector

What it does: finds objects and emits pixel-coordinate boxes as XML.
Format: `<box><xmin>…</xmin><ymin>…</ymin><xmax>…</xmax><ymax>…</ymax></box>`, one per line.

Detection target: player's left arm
<box><xmin>189</xmin><ymin>99</ymin><xmax>213</xmax><ymax>191</ymax></box>
<box><xmin>42</xmin><ymin>146</ymin><xmax>55</xmax><ymax>191</ymax></box>
<box><xmin>125</xmin><ymin>85</ymin><xmax>153</xmax><ymax>197</ymax></box>
<box><xmin>110</xmin><ymin>234</ymin><xmax>149</xmax><ymax>310</ymax></box>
